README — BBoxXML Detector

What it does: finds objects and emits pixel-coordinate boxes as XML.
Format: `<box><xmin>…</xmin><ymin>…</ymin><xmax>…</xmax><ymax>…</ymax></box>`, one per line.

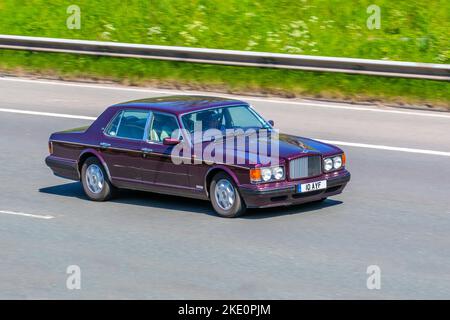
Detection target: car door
<box><xmin>99</xmin><ymin>109</ymin><xmax>150</xmax><ymax>187</ymax></box>
<box><xmin>141</xmin><ymin>112</ymin><xmax>190</xmax><ymax>188</ymax></box>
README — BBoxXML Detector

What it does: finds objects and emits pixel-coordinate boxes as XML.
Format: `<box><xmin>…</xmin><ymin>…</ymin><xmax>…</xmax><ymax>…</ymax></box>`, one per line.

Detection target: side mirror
<box><xmin>163</xmin><ymin>137</ymin><xmax>180</xmax><ymax>145</ymax></box>
<box><xmin>268</xmin><ymin>120</ymin><xmax>275</xmax><ymax>127</ymax></box>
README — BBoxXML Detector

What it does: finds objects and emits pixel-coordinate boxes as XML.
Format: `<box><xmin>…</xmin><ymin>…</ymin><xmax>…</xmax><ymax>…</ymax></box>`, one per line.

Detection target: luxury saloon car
<box><xmin>46</xmin><ymin>96</ymin><xmax>350</xmax><ymax>217</ymax></box>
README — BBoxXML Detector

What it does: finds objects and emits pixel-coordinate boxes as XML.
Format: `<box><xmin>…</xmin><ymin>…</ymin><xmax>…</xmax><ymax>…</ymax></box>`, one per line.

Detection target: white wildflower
<box><xmin>179</xmin><ymin>31</ymin><xmax>198</xmax><ymax>44</ymax></box>
<box><xmin>103</xmin><ymin>24</ymin><xmax>116</xmax><ymax>31</ymax></box>
<box><xmin>147</xmin><ymin>26</ymin><xmax>162</xmax><ymax>36</ymax></box>
<box><xmin>282</xmin><ymin>46</ymin><xmax>303</xmax><ymax>54</ymax></box>
<box><xmin>100</xmin><ymin>31</ymin><xmax>111</xmax><ymax>40</ymax></box>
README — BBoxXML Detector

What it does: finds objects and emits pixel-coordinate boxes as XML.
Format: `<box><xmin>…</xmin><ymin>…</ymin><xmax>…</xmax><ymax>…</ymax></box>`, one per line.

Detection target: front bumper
<box><xmin>239</xmin><ymin>169</ymin><xmax>351</xmax><ymax>208</ymax></box>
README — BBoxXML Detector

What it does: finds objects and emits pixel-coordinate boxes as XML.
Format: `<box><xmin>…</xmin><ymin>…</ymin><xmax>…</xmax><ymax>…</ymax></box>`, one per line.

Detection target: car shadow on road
<box><xmin>39</xmin><ymin>182</ymin><xmax>343</xmax><ymax>219</ymax></box>
<box><xmin>243</xmin><ymin>199</ymin><xmax>342</xmax><ymax>219</ymax></box>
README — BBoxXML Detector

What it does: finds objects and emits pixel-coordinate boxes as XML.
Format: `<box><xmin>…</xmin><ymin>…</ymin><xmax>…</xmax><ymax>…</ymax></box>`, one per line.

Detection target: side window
<box><xmin>106</xmin><ymin>111</ymin><xmax>123</xmax><ymax>136</ymax></box>
<box><xmin>181</xmin><ymin>108</ymin><xmax>223</xmax><ymax>133</ymax></box>
<box><xmin>149</xmin><ymin>113</ymin><xmax>180</xmax><ymax>142</ymax></box>
<box><xmin>106</xmin><ymin>110</ymin><xmax>150</xmax><ymax>140</ymax></box>
<box><xmin>225</xmin><ymin>106</ymin><xmax>259</xmax><ymax>128</ymax></box>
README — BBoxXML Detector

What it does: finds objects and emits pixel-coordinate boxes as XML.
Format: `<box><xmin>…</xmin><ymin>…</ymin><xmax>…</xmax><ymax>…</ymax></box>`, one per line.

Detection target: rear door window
<box><xmin>106</xmin><ymin>110</ymin><xmax>150</xmax><ymax>140</ymax></box>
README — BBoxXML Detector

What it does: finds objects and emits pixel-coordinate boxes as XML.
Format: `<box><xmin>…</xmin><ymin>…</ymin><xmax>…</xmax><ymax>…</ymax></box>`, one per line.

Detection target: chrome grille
<box><xmin>289</xmin><ymin>155</ymin><xmax>322</xmax><ymax>180</ymax></box>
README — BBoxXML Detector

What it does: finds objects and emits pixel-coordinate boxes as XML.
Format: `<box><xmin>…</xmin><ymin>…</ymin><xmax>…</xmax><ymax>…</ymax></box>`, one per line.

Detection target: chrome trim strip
<box><xmin>51</xmin><ymin>140</ymin><xmax>143</xmax><ymax>153</ymax></box>
<box><xmin>50</xmin><ymin>140</ymin><xmax>251</xmax><ymax>169</ymax></box>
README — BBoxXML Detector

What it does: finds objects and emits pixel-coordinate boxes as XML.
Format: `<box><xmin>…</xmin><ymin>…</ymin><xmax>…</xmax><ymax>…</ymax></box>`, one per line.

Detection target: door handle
<box><xmin>99</xmin><ymin>142</ymin><xmax>111</xmax><ymax>148</ymax></box>
<box><xmin>141</xmin><ymin>147</ymin><xmax>153</xmax><ymax>154</ymax></box>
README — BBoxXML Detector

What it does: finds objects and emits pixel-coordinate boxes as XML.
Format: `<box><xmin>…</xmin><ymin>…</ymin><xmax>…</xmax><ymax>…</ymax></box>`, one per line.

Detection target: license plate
<box><xmin>297</xmin><ymin>180</ymin><xmax>327</xmax><ymax>193</ymax></box>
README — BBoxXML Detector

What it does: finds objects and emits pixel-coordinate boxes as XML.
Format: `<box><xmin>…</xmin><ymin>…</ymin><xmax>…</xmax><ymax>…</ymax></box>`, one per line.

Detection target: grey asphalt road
<box><xmin>0</xmin><ymin>76</ymin><xmax>449</xmax><ymax>299</ymax></box>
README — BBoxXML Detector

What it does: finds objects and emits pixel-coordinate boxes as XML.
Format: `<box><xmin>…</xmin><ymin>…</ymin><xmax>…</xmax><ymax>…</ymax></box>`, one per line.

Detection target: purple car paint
<box><xmin>45</xmin><ymin>96</ymin><xmax>350</xmax><ymax>217</ymax></box>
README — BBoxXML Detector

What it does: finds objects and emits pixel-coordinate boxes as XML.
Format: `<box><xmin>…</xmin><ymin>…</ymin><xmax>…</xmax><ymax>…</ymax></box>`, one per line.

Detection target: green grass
<box><xmin>2</xmin><ymin>50</ymin><xmax>448</xmax><ymax>107</ymax></box>
<box><xmin>0</xmin><ymin>0</ymin><xmax>449</xmax><ymax>106</ymax></box>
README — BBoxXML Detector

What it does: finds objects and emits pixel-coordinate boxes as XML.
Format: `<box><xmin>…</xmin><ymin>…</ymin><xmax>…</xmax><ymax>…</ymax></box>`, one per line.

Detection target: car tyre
<box><xmin>210</xmin><ymin>172</ymin><xmax>246</xmax><ymax>218</ymax></box>
<box><xmin>81</xmin><ymin>157</ymin><xmax>116</xmax><ymax>201</ymax></box>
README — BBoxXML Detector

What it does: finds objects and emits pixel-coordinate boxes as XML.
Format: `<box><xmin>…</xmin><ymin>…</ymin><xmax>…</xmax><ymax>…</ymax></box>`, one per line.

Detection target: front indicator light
<box><xmin>250</xmin><ymin>168</ymin><xmax>262</xmax><ymax>183</ymax></box>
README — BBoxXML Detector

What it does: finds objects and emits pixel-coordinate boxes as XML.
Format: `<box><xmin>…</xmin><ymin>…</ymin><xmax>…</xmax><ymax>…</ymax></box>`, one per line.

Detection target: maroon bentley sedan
<box><xmin>46</xmin><ymin>96</ymin><xmax>350</xmax><ymax>217</ymax></box>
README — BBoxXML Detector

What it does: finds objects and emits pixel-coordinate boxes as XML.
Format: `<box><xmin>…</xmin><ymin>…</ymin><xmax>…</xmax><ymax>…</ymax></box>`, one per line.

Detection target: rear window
<box><xmin>106</xmin><ymin>110</ymin><xmax>150</xmax><ymax>140</ymax></box>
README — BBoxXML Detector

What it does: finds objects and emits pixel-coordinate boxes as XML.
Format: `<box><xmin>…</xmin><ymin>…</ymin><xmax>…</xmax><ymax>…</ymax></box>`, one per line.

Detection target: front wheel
<box><xmin>210</xmin><ymin>172</ymin><xmax>246</xmax><ymax>218</ymax></box>
<box><xmin>81</xmin><ymin>157</ymin><xmax>116</xmax><ymax>201</ymax></box>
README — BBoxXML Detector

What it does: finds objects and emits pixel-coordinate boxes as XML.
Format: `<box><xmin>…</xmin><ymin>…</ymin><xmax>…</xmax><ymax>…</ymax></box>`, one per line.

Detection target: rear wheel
<box><xmin>81</xmin><ymin>157</ymin><xmax>116</xmax><ymax>201</ymax></box>
<box><xmin>210</xmin><ymin>172</ymin><xmax>246</xmax><ymax>218</ymax></box>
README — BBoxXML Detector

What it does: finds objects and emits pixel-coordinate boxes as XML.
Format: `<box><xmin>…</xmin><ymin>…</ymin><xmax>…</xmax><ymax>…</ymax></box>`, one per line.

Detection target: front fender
<box><xmin>204</xmin><ymin>164</ymin><xmax>243</xmax><ymax>197</ymax></box>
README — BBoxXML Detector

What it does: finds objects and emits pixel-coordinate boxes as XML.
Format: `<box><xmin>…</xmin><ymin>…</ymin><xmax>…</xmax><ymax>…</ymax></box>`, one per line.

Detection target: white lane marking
<box><xmin>317</xmin><ymin>139</ymin><xmax>450</xmax><ymax>157</ymax></box>
<box><xmin>0</xmin><ymin>107</ymin><xmax>448</xmax><ymax>157</ymax></box>
<box><xmin>0</xmin><ymin>210</ymin><xmax>55</xmax><ymax>220</ymax></box>
<box><xmin>0</xmin><ymin>108</ymin><xmax>96</xmax><ymax>120</ymax></box>
<box><xmin>248</xmin><ymin>98</ymin><xmax>450</xmax><ymax>119</ymax></box>
<box><xmin>1</xmin><ymin>76</ymin><xmax>449</xmax><ymax>119</ymax></box>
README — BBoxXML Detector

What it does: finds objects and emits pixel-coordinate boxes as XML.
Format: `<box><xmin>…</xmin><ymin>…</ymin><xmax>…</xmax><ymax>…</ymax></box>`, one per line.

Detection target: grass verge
<box><xmin>1</xmin><ymin>50</ymin><xmax>449</xmax><ymax>109</ymax></box>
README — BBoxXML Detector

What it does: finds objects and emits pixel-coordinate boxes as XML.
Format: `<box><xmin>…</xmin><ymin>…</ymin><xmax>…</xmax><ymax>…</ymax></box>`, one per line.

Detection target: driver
<box><xmin>196</xmin><ymin>110</ymin><xmax>221</xmax><ymax>131</ymax></box>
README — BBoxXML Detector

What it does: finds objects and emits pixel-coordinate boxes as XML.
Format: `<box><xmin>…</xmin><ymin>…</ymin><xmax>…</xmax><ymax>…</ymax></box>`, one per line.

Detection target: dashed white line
<box><xmin>0</xmin><ymin>210</ymin><xmax>55</xmax><ymax>220</ymax></box>
<box><xmin>317</xmin><ymin>139</ymin><xmax>450</xmax><ymax>157</ymax></box>
<box><xmin>0</xmin><ymin>106</ymin><xmax>449</xmax><ymax>158</ymax></box>
<box><xmin>1</xmin><ymin>76</ymin><xmax>449</xmax><ymax>119</ymax></box>
<box><xmin>249</xmin><ymin>98</ymin><xmax>450</xmax><ymax>119</ymax></box>
<box><xmin>0</xmin><ymin>108</ymin><xmax>96</xmax><ymax>120</ymax></box>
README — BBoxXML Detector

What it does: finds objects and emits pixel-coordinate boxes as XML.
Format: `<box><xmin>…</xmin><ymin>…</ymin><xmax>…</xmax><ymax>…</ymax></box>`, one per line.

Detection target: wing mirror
<box><xmin>268</xmin><ymin>120</ymin><xmax>275</xmax><ymax>126</ymax></box>
<box><xmin>163</xmin><ymin>137</ymin><xmax>180</xmax><ymax>145</ymax></box>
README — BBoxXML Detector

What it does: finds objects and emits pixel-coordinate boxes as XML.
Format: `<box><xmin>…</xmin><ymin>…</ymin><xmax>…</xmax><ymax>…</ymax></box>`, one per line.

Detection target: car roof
<box><xmin>111</xmin><ymin>95</ymin><xmax>248</xmax><ymax>115</ymax></box>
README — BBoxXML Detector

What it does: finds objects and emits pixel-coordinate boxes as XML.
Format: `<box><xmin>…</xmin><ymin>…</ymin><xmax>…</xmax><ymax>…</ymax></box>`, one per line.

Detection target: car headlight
<box><xmin>273</xmin><ymin>166</ymin><xmax>284</xmax><ymax>180</ymax></box>
<box><xmin>333</xmin><ymin>156</ymin><xmax>342</xmax><ymax>169</ymax></box>
<box><xmin>323</xmin><ymin>158</ymin><xmax>333</xmax><ymax>171</ymax></box>
<box><xmin>261</xmin><ymin>168</ymin><xmax>272</xmax><ymax>182</ymax></box>
<box><xmin>323</xmin><ymin>154</ymin><xmax>345</xmax><ymax>172</ymax></box>
<box><xmin>249</xmin><ymin>166</ymin><xmax>285</xmax><ymax>183</ymax></box>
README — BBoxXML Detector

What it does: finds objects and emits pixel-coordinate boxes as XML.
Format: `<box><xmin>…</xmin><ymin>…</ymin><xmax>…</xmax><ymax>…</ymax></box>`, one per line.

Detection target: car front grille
<box><xmin>289</xmin><ymin>155</ymin><xmax>322</xmax><ymax>180</ymax></box>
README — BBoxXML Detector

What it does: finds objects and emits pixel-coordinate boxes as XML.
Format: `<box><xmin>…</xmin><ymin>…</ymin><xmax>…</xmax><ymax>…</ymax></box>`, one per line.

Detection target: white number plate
<box><xmin>297</xmin><ymin>180</ymin><xmax>327</xmax><ymax>193</ymax></box>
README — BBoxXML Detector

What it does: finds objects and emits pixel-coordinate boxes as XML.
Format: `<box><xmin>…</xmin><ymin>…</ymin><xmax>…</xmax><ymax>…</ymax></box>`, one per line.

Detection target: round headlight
<box><xmin>333</xmin><ymin>156</ymin><xmax>342</xmax><ymax>169</ymax></box>
<box><xmin>261</xmin><ymin>168</ymin><xmax>272</xmax><ymax>181</ymax></box>
<box><xmin>273</xmin><ymin>167</ymin><xmax>284</xmax><ymax>180</ymax></box>
<box><xmin>323</xmin><ymin>158</ymin><xmax>333</xmax><ymax>171</ymax></box>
